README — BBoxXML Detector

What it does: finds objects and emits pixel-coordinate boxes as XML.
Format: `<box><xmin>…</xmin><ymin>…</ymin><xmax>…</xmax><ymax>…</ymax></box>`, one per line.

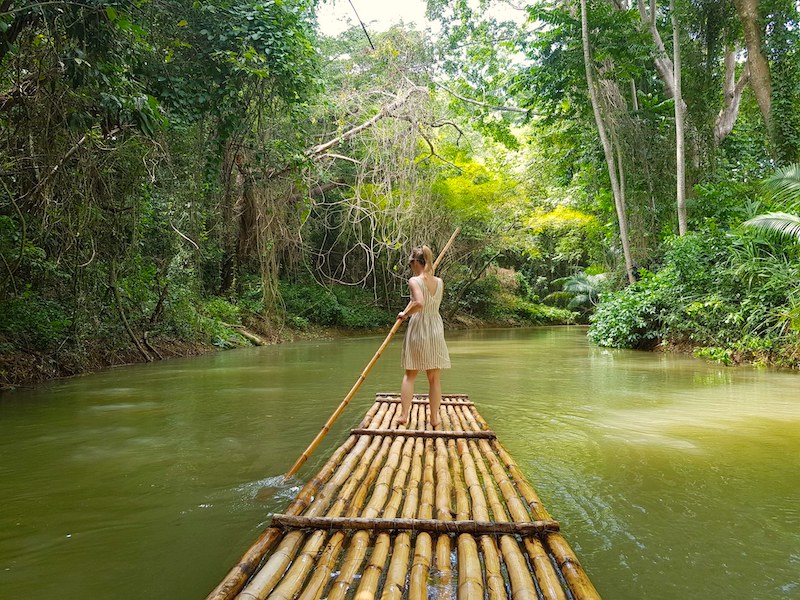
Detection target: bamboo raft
<box><xmin>206</xmin><ymin>393</ymin><xmax>602</xmax><ymax>600</ymax></box>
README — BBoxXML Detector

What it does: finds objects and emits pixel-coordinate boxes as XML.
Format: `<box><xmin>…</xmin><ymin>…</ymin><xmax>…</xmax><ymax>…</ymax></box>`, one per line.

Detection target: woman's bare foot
<box><xmin>396</xmin><ymin>415</ymin><xmax>409</xmax><ymax>426</ymax></box>
<box><xmin>430</xmin><ymin>418</ymin><xmax>440</xmax><ymax>429</ymax></box>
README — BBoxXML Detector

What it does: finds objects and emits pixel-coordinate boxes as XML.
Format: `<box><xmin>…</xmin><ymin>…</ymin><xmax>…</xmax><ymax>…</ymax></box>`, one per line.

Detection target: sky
<box><xmin>316</xmin><ymin>0</ymin><xmax>432</xmax><ymax>37</ymax></box>
<box><xmin>316</xmin><ymin>0</ymin><xmax>527</xmax><ymax>37</ymax></box>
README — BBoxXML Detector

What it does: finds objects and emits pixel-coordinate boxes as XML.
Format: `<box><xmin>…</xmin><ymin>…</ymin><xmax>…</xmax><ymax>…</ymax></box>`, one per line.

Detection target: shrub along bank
<box><xmin>0</xmin><ymin>274</ymin><xmax>576</xmax><ymax>389</ymax></box>
<box><xmin>588</xmin><ymin>229</ymin><xmax>800</xmax><ymax>368</ymax></box>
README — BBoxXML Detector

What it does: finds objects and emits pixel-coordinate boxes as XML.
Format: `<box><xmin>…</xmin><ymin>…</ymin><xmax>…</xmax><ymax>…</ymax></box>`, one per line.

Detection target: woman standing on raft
<box><xmin>396</xmin><ymin>245</ymin><xmax>451</xmax><ymax>428</ymax></box>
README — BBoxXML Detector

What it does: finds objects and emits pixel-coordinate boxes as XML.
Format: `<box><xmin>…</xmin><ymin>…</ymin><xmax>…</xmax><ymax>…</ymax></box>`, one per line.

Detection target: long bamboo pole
<box><xmin>463</xmin><ymin>431</ymin><xmax>508</xmax><ymax>600</ymax></box>
<box><xmin>376</xmin><ymin>435</ymin><xmax>417</xmax><ymax>600</ymax></box>
<box><xmin>349</xmin><ymin>427</ymin><xmax>496</xmax><ymax>439</ymax></box>
<box><xmin>204</xmin><ymin>432</ymin><xmax>361</xmax><ymax>600</ymax></box>
<box><xmin>433</xmin><ymin>435</ymin><xmax>453</xmax><ymax>593</ymax></box>
<box><xmin>284</xmin><ymin>228</ymin><xmax>460</xmax><ymax>479</ymax></box>
<box><xmin>237</xmin><ymin>411</ymin><xmax>393</xmax><ymax>598</ymax></box>
<box><xmin>408</xmin><ymin>438</ymin><xmax>436</xmax><ymax>599</ymax></box>
<box><xmin>270</xmin><ymin>514</ymin><xmax>559</xmax><ymax>535</ymax></box>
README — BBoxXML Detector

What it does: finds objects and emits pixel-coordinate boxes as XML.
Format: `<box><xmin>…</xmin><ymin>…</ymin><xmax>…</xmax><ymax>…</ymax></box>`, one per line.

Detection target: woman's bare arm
<box><xmin>398</xmin><ymin>278</ymin><xmax>425</xmax><ymax>320</ymax></box>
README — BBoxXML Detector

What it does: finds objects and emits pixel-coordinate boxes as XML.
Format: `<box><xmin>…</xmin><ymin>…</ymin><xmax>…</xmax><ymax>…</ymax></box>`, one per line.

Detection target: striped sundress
<box><xmin>401</xmin><ymin>276</ymin><xmax>451</xmax><ymax>370</ymax></box>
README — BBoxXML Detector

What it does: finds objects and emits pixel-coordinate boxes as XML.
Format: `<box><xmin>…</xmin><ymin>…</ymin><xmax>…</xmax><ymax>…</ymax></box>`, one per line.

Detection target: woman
<box><xmin>396</xmin><ymin>245</ymin><xmax>451</xmax><ymax>428</ymax></box>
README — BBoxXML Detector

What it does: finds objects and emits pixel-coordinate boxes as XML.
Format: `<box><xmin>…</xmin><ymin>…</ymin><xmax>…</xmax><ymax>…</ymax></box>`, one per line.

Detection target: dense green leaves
<box><xmin>590</xmin><ymin>221</ymin><xmax>800</xmax><ymax>365</ymax></box>
<box><xmin>2</xmin><ymin>0</ymin><xmax>800</xmax><ymax>382</ymax></box>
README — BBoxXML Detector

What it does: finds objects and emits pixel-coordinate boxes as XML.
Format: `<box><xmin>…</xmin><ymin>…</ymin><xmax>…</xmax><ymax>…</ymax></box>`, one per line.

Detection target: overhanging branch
<box><xmin>434</xmin><ymin>81</ymin><xmax>532</xmax><ymax>115</ymax></box>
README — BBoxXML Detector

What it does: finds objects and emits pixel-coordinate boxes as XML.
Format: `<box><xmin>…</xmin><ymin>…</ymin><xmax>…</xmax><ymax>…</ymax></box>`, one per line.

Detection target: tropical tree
<box><xmin>0</xmin><ymin>0</ymin><xmax>323</xmax><ymax>362</ymax></box>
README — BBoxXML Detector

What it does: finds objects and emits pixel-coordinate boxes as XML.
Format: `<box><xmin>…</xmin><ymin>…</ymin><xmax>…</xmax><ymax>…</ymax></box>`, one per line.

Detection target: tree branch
<box><xmin>264</xmin><ymin>86</ymin><xmax>426</xmax><ymax>180</ymax></box>
<box><xmin>414</xmin><ymin>124</ymin><xmax>461</xmax><ymax>170</ymax></box>
<box><xmin>714</xmin><ymin>49</ymin><xmax>750</xmax><ymax>145</ymax></box>
<box><xmin>21</xmin><ymin>126</ymin><xmax>121</xmax><ymax>202</ymax></box>
<box><xmin>637</xmin><ymin>0</ymin><xmax>675</xmax><ymax>96</ymax></box>
<box><xmin>320</xmin><ymin>152</ymin><xmax>362</xmax><ymax>165</ymax></box>
<box><xmin>433</xmin><ymin>81</ymin><xmax>532</xmax><ymax>114</ymax></box>
<box><xmin>305</xmin><ymin>86</ymin><xmax>426</xmax><ymax>157</ymax></box>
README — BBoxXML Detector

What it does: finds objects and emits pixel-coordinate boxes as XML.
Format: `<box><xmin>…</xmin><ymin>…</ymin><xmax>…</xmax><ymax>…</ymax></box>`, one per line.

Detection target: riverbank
<box><xmin>8</xmin><ymin>317</ymin><xmax>798</xmax><ymax>392</ymax></box>
<box><xmin>0</xmin><ymin>312</ymin><xmax>561</xmax><ymax>391</ymax></box>
<box><xmin>0</xmin><ymin>324</ymin><xmax>338</xmax><ymax>391</ymax></box>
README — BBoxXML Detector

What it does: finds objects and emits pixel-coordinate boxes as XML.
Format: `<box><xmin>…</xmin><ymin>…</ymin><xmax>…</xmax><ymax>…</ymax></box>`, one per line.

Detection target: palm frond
<box><xmin>554</xmin><ymin>271</ymin><xmax>608</xmax><ymax>308</ymax></box>
<box><xmin>562</xmin><ymin>280</ymin><xmax>595</xmax><ymax>295</ymax></box>
<box><xmin>762</xmin><ymin>163</ymin><xmax>800</xmax><ymax>209</ymax></box>
<box><xmin>567</xmin><ymin>294</ymin><xmax>591</xmax><ymax>309</ymax></box>
<box><xmin>743</xmin><ymin>212</ymin><xmax>800</xmax><ymax>242</ymax></box>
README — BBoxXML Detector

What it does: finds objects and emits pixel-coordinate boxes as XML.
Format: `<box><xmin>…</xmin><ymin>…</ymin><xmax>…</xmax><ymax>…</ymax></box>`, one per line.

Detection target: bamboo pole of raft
<box><xmin>458</xmin><ymin>405</ymin><xmax>593</xmax><ymax>599</ymax></box>
<box><xmin>455</xmin><ymin>434</ymin><xmax>509</xmax><ymax>600</ymax></box>
<box><xmin>329</xmin><ymin>408</ymin><xmax>421</xmax><ymax>600</ymax></box>
<box><xmin>408</xmin><ymin>437</ymin><xmax>436</xmax><ymax>599</ymax></box>
<box><xmin>383</xmin><ymin>433</ymin><xmax>426</xmax><ymax>599</ymax></box>
<box><xmin>207</xmin><ymin>398</ymin><xmax>388</xmax><ymax>600</ymax></box>
<box><xmin>435</xmin><ymin>408</ymin><xmax>481</xmax><ymax>600</ymax></box>
<box><xmin>270</xmin><ymin>514</ymin><xmax>558</xmax><ymax>535</ymax></box>
<box><xmin>376</xmin><ymin>436</ymin><xmax>417</xmax><ymax>600</ymax></box>
<box><xmin>237</xmin><ymin>405</ymin><xmax>396</xmax><ymax>599</ymax></box>
<box><xmin>431</xmin><ymin>435</ymin><xmax>453</xmax><ymax>594</ymax></box>
<box><xmin>350</xmin><ymin>427</ymin><xmax>496</xmax><ymax>439</ymax></box>
<box><xmin>459</xmin><ymin>425</ymin><xmax>508</xmax><ymax>600</ymax></box>
<box><xmin>284</xmin><ymin>228</ymin><xmax>460</xmax><ymax>479</ymax></box>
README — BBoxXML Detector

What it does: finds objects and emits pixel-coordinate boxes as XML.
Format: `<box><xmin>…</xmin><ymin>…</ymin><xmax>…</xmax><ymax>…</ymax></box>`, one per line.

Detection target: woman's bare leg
<box><xmin>399</xmin><ymin>370</ymin><xmax>417</xmax><ymax>425</ymax></box>
<box><xmin>426</xmin><ymin>369</ymin><xmax>441</xmax><ymax>427</ymax></box>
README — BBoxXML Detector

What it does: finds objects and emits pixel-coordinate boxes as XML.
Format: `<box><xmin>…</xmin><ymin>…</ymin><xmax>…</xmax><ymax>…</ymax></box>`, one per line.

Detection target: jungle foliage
<box><xmin>2</xmin><ymin>0</ymin><xmax>799</xmax><ymax>385</ymax></box>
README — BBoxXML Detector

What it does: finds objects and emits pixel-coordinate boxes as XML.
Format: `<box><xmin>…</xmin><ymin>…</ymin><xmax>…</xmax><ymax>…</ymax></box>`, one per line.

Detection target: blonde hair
<box><xmin>410</xmin><ymin>245</ymin><xmax>435</xmax><ymax>275</ymax></box>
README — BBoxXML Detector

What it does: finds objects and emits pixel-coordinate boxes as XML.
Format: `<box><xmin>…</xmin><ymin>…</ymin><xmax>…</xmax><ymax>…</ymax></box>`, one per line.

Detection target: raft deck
<box><xmin>207</xmin><ymin>393</ymin><xmax>602</xmax><ymax>600</ymax></box>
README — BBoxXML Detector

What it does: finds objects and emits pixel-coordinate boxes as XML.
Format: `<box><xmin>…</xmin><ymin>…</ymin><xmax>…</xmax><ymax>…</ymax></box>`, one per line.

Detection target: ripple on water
<box><xmin>83</xmin><ymin>388</ymin><xmax>139</xmax><ymax>397</ymax></box>
<box><xmin>235</xmin><ymin>475</ymin><xmax>301</xmax><ymax>504</ymax></box>
<box><xmin>85</xmin><ymin>402</ymin><xmax>161</xmax><ymax>413</ymax></box>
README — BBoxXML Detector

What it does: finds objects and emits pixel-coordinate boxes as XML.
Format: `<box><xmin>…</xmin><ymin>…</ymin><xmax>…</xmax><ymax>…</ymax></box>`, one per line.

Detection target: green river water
<box><xmin>1</xmin><ymin>326</ymin><xmax>798</xmax><ymax>599</ymax></box>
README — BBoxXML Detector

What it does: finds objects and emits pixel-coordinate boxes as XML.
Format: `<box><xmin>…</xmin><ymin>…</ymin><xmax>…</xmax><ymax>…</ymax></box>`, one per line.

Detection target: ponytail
<box><xmin>421</xmin><ymin>245</ymin><xmax>434</xmax><ymax>274</ymax></box>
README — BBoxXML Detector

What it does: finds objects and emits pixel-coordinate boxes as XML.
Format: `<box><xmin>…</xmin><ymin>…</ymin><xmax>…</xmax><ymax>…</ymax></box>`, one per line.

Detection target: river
<box><xmin>1</xmin><ymin>327</ymin><xmax>798</xmax><ymax>599</ymax></box>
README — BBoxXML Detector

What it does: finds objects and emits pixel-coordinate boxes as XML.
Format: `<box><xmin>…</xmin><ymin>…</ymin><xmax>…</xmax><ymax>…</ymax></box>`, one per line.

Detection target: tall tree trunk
<box><xmin>630</xmin><ymin>79</ymin><xmax>640</xmax><ymax>112</ymax></box>
<box><xmin>714</xmin><ymin>48</ymin><xmax>750</xmax><ymax>144</ymax></box>
<box><xmin>582</xmin><ymin>0</ymin><xmax>636</xmax><ymax>283</ymax></box>
<box><xmin>638</xmin><ymin>0</ymin><xmax>750</xmax><ymax>147</ymax></box>
<box><xmin>219</xmin><ymin>142</ymin><xmax>239</xmax><ymax>296</ymax></box>
<box><xmin>734</xmin><ymin>0</ymin><xmax>772</xmax><ymax>129</ymax></box>
<box><xmin>671</xmin><ymin>0</ymin><xmax>687</xmax><ymax>235</ymax></box>
<box><xmin>637</xmin><ymin>0</ymin><xmax>681</xmax><ymax>102</ymax></box>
